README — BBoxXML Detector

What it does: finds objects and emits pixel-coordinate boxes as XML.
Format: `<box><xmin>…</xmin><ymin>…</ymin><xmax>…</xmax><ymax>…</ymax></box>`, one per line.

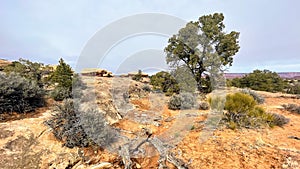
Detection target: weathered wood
<box><xmin>118</xmin><ymin>130</ymin><xmax>189</xmax><ymax>169</ymax></box>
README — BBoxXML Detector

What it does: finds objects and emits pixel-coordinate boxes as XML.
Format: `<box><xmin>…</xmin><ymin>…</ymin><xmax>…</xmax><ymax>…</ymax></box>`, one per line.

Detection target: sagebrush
<box><xmin>168</xmin><ymin>93</ymin><xmax>196</xmax><ymax>110</ymax></box>
<box><xmin>45</xmin><ymin>99</ymin><xmax>117</xmax><ymax>148</ymax></box>
<box><xmin>223</xmin><ymin>93</ymin><xmax>289</xmax><ymax>129</ymax></box>
<box><xmin>240</xmin><ymin>88</ymin><xmax>265</xmax><ymax>104</ymax></box>
<box><xmin>0</xmin><ymin>73</ymin><xmax>45</xmax><ymax>114</ymax></box>
<box><xmin>283</xmin><ymin>104</ymin><xmax>300</xmax><ymax>114</ymax></box>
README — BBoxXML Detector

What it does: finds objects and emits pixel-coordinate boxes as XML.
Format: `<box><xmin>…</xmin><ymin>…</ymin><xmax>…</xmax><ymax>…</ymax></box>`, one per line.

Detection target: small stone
<box><xmin>282</xmin><ymin>164</ymin><xmax>288</xmax><ymax>169</ymax></box>
<box><xmin>136</xmin><ymin>163</ymin><xmax>141</xmax><ymax>168</ymax></box>
<box><xmin>164</xmin><ymin>117</ymin><xmax>175</xmax><ymax>122</ymax></box>
<box><xmin>91</xmin><ymin>162</ymin><xmax>113</xmax><ymax>169</ymax></box>
<box><xmin>153</xmin><ymin>121</ymin><xmax>161</xmax><ymax>127</ymax></box>
<box><xmin>153</xmin><ymin>116</ymin><xmax>162</xmax><ymax>121</ymax></box>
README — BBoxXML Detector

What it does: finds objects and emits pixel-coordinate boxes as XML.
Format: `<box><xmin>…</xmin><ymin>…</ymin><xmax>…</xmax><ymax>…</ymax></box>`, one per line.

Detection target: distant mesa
<box><xmin>81</xmin><ymin>68</ymin><xmax>113</xmax><ymax>77</ymax></box>
<box><xmin>80</xmin><ymin>68</ymin><xmax>150</xmax><ymax>80</ymax></box>
<box><xmin>224</xmin><ymin>72</ymin><xmax>300</xmax><ymax>80</ymax></box>
<box><xmin>279</xmin><ymin>72</ymin><xmax>300</xmax><ymax>80</ymax></box>
<box><xmin>224</xmin><ymin>73</ymin><xmax>246</xmax><ymax>79</ymax></box>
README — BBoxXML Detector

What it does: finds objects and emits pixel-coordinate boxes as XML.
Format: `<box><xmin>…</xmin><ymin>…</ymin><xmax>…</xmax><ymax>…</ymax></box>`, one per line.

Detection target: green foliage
<box><xmin>50</xmin><ymin>58</ymin><xmax>73</xmax><ymax>89</ymax></box>
<box><xmin>49</xmin><ymin>58</ymin><xmax>78</xmax><ymax>101</ymax></box>
<box><xmin>0</xmin><ymin>73</ymin><xmax>45</xmax><ymax>114</ymax></box>
<box><xmin>132</xmin><ymin>69</ymin><xmax>142</xmax><ymax>81</ymax></box>
<box><xmin>283</xmin><ymin>104</ymin><xmax>300</xmax><ymax>114</ymax></box>
<box><xmin>227</xmin><ymin>78</ymin><xmax>241</xmax><ymax>87</ymax></box>
<box><xmin>4</xmin><ymin>58</ymin><xmax>51</xmax><ymax>87</ymax></box>
<box><xmin>50</xmin><ymin>74</ymin><xmax>86</xmax><ymax>101</ymax></box>
<box><xmin>150</xmin><ymin>71</ymin><xmax>180</xmax><ymax>96</ymax></box>
<box><xmin>50</xmin><ymin>87</ymin><xmax>71</xmax><ymax>101</ymax></box>
<box><xmin>231</xmin><ymin>70</ymin><xmax>286</xmax><ymax>92</ymax></box>
<box><xmin>240</xmin><ymin>88</ymin><xmax>265</xmax><ymax>104</ymax></box>
<box><xmin>225</xmin><ymin>93</ymin><xmax>256</xmax><ymax>114</ymax></box>
<box><xmin>165</xmin><ymin>13</ymin><xmax>240</xmax><ymax>92</ymax></box>
<box><xmin>168</xmin><ymin>93</ymin><xmax>196</xmax><ymax>110</ymax></box>
<box><xmin>223</xmin><ymin>92</ymin><xmax>289</xmax><ymax>129</ymax></box>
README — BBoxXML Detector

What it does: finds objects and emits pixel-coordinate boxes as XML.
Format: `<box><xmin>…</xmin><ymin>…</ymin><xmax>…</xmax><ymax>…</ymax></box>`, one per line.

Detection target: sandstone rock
<box><xmin>90</xmin><ymin>162</ymin><xmax>113</xmax><ymax>169</ymax></box>
<box><xmin>136</xmin><ymin>163</ymin><xmax>142</xmax><ymax>168</ymax></box>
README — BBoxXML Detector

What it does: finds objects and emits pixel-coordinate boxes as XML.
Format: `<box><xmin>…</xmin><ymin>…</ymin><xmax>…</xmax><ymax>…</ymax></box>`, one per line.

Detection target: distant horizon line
<box><xmin>1</xmin><ymin>58</ymin><xmax>300</xmax><ymax>74</ymax></box>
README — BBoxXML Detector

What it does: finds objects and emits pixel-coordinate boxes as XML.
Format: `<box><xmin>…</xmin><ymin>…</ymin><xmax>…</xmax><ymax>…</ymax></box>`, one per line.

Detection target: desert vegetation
<box><xmin>228</xmin><ymin>69</ymin><xmax>286</xmax><ymax>92</ymax></box>
<box><xmin>283</xmin><ymin>104</ymin><xmax>300</xmax><ymax>114</ymax></box>
<box><xmin>221</xmin><ymin>92</ymin><xmax>289</xmax><ymax>129</ymax></box>
<box><xmin>0</xmin><ymin>12</ymin><xmax>299</xmax><ymax>169</ymax></box>
<box><xmin>168</xmin><ymin>93</ymin><xmax>196</xmax><ymax>110</ymax></box>
<box><xmin>150</xmin><ymin>71</ymin><xmax>180</xmax><ymax>96</ymax></box>
<box><xmin>286</xmin><ymin>82</ymin><xmax>300</xmax><ymax>94</ymax></box>
<box><xmin>0</xmin><ymin>73</ymin><xmax>45</xmax><ymax>114</ymax></box>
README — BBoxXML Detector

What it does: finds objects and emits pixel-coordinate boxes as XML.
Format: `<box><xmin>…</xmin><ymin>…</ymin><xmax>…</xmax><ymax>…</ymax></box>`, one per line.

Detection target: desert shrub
<box><xmin>223</xmin><ymin>92</ymin><xmax>289</xmax><ymax>129</ymax></box>
<box><xmin>50</xmin><ymin>75</ymin><xmax>86</xmax><ymax>101</ymax></box>
<box><xmin>208</xmin><ymin>95</ymin><xmax>226</xmax><ymax>111</ymax></box>
<box><xmin>49</xmin><ymin>58</ymin><xmax>73</xmax><ymax>101</ymax></box>
<box><xmin>270</xmin><ymin>113</ymin><xmax>290</xmax><ymax>127</ymax></box>
<box><xmin>226</xmin><ymin>78</ymin><xmax>241</xmax><ymax>87</ymax></box>
<box><xmin>49</xmin><ymin>59</ymin><xmax>86</xmax><ymax>101</ymax></box>
<box><xmin>168</xmin><ymin>95</ymin><xmax>181</xmax><ymax>110</ymax></box>
<box><xmin>50</xmin><ymin>58</ymin><xmax>73</xmax><ymax>89</ymax></box>
<box><xmin>50</xmin><ymin>87</ymin><xmax>71</xmax><ymax>101</ymax></box>
<box><xmin>45</xmin><ymin>99</ymin><xmax>117</xmax><ymax>148</ymax></box>
<box><xmin>3</xmin><ymin>58</ymin><xmax>50</xmax><ymax>87</ymax></box>
<box><xmin>71</xmin><ymin>74</ymin><xmax>87</xmax><ymax>99</ymax></box>
<box><xmin>78</xmin><ymin>105</ymin><xmax>117</xmax><ymax>148</ymax></box>
<box><xmin>231</xmin><ymin>69</ymin><xmax>286</xmax><ymax>92</ymax></box>
<box><xmin>142</xmin><ymin>85</ymin><xmax>151</xmax><ymax>92</ymax></box>
<box><xmin>282</xmin><ymin>104</ymin><xmax>300</xmax><ymax>114</ymax></box>
<box><xmin>128</xmin><ymin>83</ymin><xmax>149</xmax><ymax>98</ymax></box>
<box><xmin>286</xmin><ymin>83</ymin><xmax>300</xmax><ymax>94</ymax></box>
<box><xmin>132</xmin><ymin>69</ymin><xmax>143</xmax><ymax>81</ymax></box>
<box><xmin>199</xmin><ymin>101</ymin><xmax>210</xmax><ymax>110</ymax></box>
<box><xmin>150</xmin><ymin>71</ymin><xmax>180</xmax><ymax>96</ymax></box>
<box><xmin>168</xmin><ymin>93</ymin><xmax>196</xmax><ymax>110</ymax></box>
<box><xmin>240</xmin><ymin>88</ymin><xmax>265</xmax><ymax>104</ymax></box>
<box><xmin>225</xmin><ymin>93</ymin><xmax>256</xmax><ymax>113</ymax></box>
<box><xmin>45</xmin><ymin>99</ymin><xmax>90</xmax><ymax>148</ymax></box>
<box><xmin>0</xmin><ymin>73</ymin><xmax>45</xmax><ymax>114</ymax></box>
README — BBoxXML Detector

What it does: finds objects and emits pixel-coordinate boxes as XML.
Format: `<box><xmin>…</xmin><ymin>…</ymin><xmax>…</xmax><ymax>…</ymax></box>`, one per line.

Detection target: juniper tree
<box><xmin>165</xmin><ymin>13</ymin><xmax>240</xmax><ymax>92</ymax></box>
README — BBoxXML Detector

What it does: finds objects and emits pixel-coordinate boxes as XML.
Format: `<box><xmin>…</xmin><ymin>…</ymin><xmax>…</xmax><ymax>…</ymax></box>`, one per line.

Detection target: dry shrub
<box><xmin>168</xmin><ymin>93</ymin><xmax>196</xmax><ymax>110</ymax></box>
<box><xmin>45</xmin><ymin>99</ymin><xmax>117</xmax><ymax>148</ymax></box>
<box><xmin>241</xmin><ymin>88</ymin><xmax>265</xmax><ymax>104</ymax></box>
<box><xmin>223</xmin><ymin>93</ymin><xmax>289</xmax><ymax>129</ymax></box>
<box><xmin>0</xmin><ymin>73</ymin><xmax>45</xmax><ymax>114</ymax></box>
<box><xmin>282</xmin><ymin>104</ymin><xmax>300</xmax><ymax>114</ymax></box>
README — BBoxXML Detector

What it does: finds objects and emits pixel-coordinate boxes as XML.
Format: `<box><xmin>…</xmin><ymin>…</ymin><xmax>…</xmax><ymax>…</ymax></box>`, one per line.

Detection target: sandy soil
<box><xmin>0</xmin><ymin>77</ymin><xmax>299</xmax><ymax>168</ymax></box>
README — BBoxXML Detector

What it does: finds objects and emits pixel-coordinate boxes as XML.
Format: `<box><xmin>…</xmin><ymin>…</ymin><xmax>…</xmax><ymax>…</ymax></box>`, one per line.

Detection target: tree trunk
<box><xmin>195</xmin><ymin>74</ymin><xmax>203</xmax><ymax>93</ymax></box>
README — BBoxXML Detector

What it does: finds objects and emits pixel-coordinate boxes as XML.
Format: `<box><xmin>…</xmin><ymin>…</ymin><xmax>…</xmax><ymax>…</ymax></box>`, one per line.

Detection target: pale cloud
<box><xmin>0</xmin><ymin>0</ymin><xmax>299</xmax><ymax>72</ymax></box>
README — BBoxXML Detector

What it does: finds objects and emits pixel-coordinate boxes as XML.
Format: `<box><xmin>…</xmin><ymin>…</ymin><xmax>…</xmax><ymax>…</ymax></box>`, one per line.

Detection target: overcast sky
<box><xmin>1</xmin><ymin>0</ymin><xmax>299</xmax><ymax>73</ymax></box>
